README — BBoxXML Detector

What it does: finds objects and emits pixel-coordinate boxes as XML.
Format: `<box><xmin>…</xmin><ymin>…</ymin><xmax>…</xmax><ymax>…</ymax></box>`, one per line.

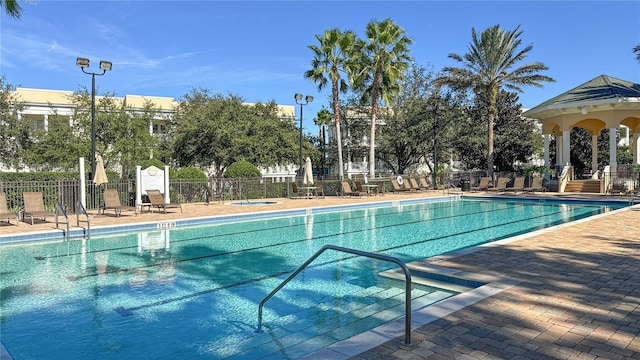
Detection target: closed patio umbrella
<box><xmin>92</xmin><ymin>155</ymin><xmax>108</xmax><ymax>214</ymax></box>
<box><xmin>303</xmin><ymin>157</ymin><xmax>314</xmax><ymax>185</ymax></box>
<box><xmin>92</xmin><ymin>155</ymin><xmax>108</xmax><ymax>186</ymax></box>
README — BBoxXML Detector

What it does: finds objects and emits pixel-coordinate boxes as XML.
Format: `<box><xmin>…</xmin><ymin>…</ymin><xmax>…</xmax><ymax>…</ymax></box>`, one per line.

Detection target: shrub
<box><xmin>174</xmin><ymin>167</ymin><xmax>207</xmax><ymax>180</ymax></box>
<box><xmin>224</xmin><ymin>161</ymin><xmax>261</xmax><ymax>178</ymax></box>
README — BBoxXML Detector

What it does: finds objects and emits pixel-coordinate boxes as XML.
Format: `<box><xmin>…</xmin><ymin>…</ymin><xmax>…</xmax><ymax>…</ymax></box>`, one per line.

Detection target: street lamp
<box><xmin>431</xmin><ymin>101</ymin><xmax>439</xmax><ymax>188</ymax></box>
<box><xmin>294</xmin><ymin>93</ymin><xmax>313</xmax><ymax>178</ymax></box>
<box><xmin>76</xmin><ymin>57</ymin><xmax>112</xmax><ymax>179</ymax></box>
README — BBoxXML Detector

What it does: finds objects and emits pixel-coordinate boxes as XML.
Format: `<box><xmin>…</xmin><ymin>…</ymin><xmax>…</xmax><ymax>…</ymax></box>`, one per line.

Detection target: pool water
<box><xmin>0</xmin><ymin>198</ymin><xmax>625</xmax><ymax>359</ymax></box>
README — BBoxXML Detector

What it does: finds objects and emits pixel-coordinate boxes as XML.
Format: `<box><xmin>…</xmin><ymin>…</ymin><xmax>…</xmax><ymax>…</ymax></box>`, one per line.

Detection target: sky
<box><xmin>1</xmin><ymin>1</ymin><xmax>639</xmax><ymax>135</ymax></box>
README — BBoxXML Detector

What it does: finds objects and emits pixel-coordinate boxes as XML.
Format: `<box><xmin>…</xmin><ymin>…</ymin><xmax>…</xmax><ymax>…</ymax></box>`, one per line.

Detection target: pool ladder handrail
<box><xmin>76</xmin><ymin>201</ymin><xmax>91</xmax><ymax>238</ymax></box>
<box><xmin>257</xmin><ymin>244</ymin><xmax>413</xmax><ymax>345</ymax></box>
<box><xmin>55</xmin><ymin>201</ymin><xmax>70</xmax><ymax>240</ymax></box>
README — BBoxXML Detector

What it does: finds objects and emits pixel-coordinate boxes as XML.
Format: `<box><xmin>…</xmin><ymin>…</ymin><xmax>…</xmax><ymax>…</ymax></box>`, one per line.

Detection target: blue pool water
<box><xmin>0</xmin><ymin>198</ymin><xmax>626</xmax><ymax>359</ymax></box>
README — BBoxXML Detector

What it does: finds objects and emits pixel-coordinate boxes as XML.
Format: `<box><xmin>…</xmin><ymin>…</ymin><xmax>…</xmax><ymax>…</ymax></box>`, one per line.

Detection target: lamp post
<box><xmin>294</xmin><ymin>93</ymin><xmax>313</xmax><ymax>178</ymax></box>
<box><xmin>76</xmin><ymin>57</ymin><xmax>112</xmax><ymax>180</ymax></box>
<box><xmin>431</xmin><ymin>101</ymin><xmax>439</xmax><ymax>188</ymax></box>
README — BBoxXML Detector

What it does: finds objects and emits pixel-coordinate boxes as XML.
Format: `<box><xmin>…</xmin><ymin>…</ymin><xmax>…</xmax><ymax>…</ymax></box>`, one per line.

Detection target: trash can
<box><xmin>460</xmin><ymin>179</ymin><xmax>471</xmax><ymax>191</ymax></box>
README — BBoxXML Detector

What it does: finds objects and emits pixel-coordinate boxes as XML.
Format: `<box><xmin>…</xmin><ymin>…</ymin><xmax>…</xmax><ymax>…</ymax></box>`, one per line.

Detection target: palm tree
<box><xmin>304</xmin><ymin>28</ymin><xmax>357</xmax><ymax>180</ymax></box>
<box><xmin>2</xmin><ymin>0</ymin><xmax>22</xmax><ymax>18</ymax></box>
<box><xmin>436</xmin><ymin>24</ymin><xmax>554</xmax><ymax>179</ymax></box>
<box><xmin>352</xmin><ymin>18</ymin><xmax>413</xmax><ymax>178</ymax></box>
<box><xmin>314</xmin><ymin>108</ymin><xmax>332</xmax><ymax>179</ymax></box>
<box><xmin>634</xmin><ymin>44</ymin><xmax>640</xmax><ymax>62</ymax></box>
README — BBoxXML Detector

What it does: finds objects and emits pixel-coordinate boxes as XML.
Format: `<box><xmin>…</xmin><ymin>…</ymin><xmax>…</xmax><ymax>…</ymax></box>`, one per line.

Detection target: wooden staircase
<box><xmin>564</xmin><ymin>179</ymin><xmax>602</xmax><ymax>193</ymax></box>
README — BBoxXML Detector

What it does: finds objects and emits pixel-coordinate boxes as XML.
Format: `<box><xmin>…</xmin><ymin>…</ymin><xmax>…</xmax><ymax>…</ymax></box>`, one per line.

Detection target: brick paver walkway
<box><xmin>351</xmin><ymin>206</ymin><xmax>640</xmax><ymax>360</ymax></box>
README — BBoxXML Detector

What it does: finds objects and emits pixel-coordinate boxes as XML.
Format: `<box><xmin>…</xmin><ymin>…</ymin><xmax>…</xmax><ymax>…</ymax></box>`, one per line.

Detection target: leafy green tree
<box><xmin>352</xmin><ymin>18</ymin><xmax>413</xmax><ymax>177</ymax></box>
<box><xmin>172</xmin><ymin>90</ymin><xmax>308</xmax><ymax>177</ymax></box>
<box><xmin>224</xmin><ymin>160</ymin><xmax>261</xmax><ymax>178</ymax></box>
<box><xmin>1</xmin><ymin>0</ymin><xmax>22</xmax><ymax>18</ymax></box>
<box><xmin>305</xmin><ymin>28</ymin><xmax>357</xmax><ymax>180</ymax></box>
<box><xmin>0</xmin><ymin>76</ymin><xmax>32</xmax><ymax>170</ymax></box>
<box><xmin>24</xmin><ymin>114</ymin><xmax>86</xmax><ymax>171</ymax></box>
<box><xmin>70</xmin><ymin>87</ymin><xmax>157</xmax><ymax>177</ymax></box>
<box><xmin>436</xmin><ymin>24</ymin><xmax>554</xmax><ymax>178</ymax></box>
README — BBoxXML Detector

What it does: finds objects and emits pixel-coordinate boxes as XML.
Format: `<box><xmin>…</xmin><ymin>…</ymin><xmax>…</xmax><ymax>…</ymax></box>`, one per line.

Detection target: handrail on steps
<box><xmin>55</xmin><ymin>201</ymin><xmax>70</xmax><ymax>240</ymax></box>
<box><xmin>76</xmin><ymin>201</ymin><xmax>91</xmax><ymax>238</ymax></box>
<box><xmin>257</xmin><ymin>244</ymin><xmax>413</xmax><ymax>345</ymax></box>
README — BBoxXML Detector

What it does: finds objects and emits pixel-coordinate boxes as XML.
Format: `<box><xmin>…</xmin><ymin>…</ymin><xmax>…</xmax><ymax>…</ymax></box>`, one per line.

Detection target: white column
<box><xmin>136</xmin><ymin>166</ymin><xmax>142</xmax><ymax>206</ymax></box>
<box><xmin>556</xmin><ymin>134</ymin><xmax>562</xmax><ymax>166</ymax></box>
<box><xmin>43</xmin><ymin>114</ymin><xmax>49</xmax><ymax>131</ymax></box>
<box><xmin>164</xmin><ymin>165</ymin><xmax>170</xmax><ymax>204</ymax></box>
<box><xmin>562</xmin><ymin>130</ymin><xmax>571</xmax><ymax>165</ymax></box>
<box><xmin>149</xmin><ymin>121</ymin><xmax>153</xmax><ymax>135</ymax></box>
<box><xmin>79</xmin><ymin>157</ymin><xmax>86</xmax><ymax>209</ymax></box>
<box><xmin>624</xmin><ymin>126</ymin><xmax>630</xmax><ymax>146</ymax></box>
<box><xmin>633</xmin><ymin>132</ymin><xmax>639</xmax><ymax>164</ymax></box>
<box><xmin>544</xmin><ymin>134</ymin><xmax>550</xmax><ymax>167</ymax></box>
<box><xmin>591</xmin><ymin>134</ymin><xmax>598</xmax><ymax>174</ymax></box>
<box><xmin>609</xmin><ymin>128</ymin><xmax>617</xmax><ymax>173</ymax></box>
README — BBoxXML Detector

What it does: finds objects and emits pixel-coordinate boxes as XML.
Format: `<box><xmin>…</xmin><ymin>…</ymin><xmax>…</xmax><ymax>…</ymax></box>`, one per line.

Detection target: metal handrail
<box><xmin>55</xmin><ymin>201</ymin><xmax>70</xmax><ymax>240</ymax></box>
<box><xmin>76</xmin><ymin>201</ymin><xmax>91</xmax><ymax>237</ymax></box>
<box><xmin>257</xmin><ymin>244</ymin><xmax>413</xmax><ymax>345</ymax></box>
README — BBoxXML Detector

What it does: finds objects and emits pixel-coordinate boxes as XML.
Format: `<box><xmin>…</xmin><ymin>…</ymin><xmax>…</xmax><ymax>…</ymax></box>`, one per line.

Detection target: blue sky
<box><xmin>1</xmin><ymin>1</ymin><xmax>639</xmax><ymax>134</ymax></box>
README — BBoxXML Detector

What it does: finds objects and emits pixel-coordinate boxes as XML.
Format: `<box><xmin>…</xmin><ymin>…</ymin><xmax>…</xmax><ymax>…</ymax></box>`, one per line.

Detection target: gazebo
<box><xmin>523</xmin><ymin>75</ymin><xmax>640</xmax><ymax>174</ymax></box>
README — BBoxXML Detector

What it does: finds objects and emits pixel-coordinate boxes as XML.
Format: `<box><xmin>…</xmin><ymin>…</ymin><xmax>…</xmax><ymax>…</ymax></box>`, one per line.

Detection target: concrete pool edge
<box><xmin>300</xmin><ymin>203</ymin><xmax>640</xmax><ymax>360</ymax></box>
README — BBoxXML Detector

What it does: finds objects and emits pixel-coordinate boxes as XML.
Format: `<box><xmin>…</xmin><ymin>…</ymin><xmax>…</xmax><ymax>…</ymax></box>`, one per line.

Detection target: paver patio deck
<box><xmin>1</xmin><ymin>191</ymin><xmax>638</xmax><ymax>359</ymax></box>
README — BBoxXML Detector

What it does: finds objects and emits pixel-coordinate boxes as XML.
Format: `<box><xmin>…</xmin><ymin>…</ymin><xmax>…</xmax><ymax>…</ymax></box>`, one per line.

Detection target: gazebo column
<box><xmin>633</xmin><ymin>131</ymin><xmax>639</xmax><ymax>165</ymax></box>
<box><xmin>556</xmin><ymin>134</ymin><xmax>563</xmax><ymax>165</ymax></box>
<box><xmin>609</xmin><ymin>128</ymin><xmax>617</xmax><ymax>173</ymax></box>
<box><xmin>591</xmin><ymin>134</ymin><xmax>598</xmax><ymax>175</ymax></box>
<box><xmin>543</xmin><ymin>134</ymin><xmax>550</xmax><ymax>167</ymax></box>
<box><xmin>562</xmin><ymin>130</ymin><xmax>570</xmax><ymax>165</ymax></box>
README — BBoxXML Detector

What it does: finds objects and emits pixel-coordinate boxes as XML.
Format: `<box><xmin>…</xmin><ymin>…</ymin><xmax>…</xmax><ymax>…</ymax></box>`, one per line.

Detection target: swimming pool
<box><xmin>0</xmin><ymin>197</ymin><xmax>626</xmax><ymax>359</ymax></box>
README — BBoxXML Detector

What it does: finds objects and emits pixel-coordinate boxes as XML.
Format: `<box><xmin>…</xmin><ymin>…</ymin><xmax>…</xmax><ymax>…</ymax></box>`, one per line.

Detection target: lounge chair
<box><xmin>22</xmin><ymin>192</ymin><xmax>56</xmax><ymax>225</ymax></box>
<box><xmin>410</xmin><ymin>178</ymin><xmax>428</xmax><ymax>191</ymax></box>
<box><xmin>470</xmin><ymin>177</ymin><xmax>491</xmax><ymax>192</ymax></box>
<box><xmin>341</xmin><ymin>182</ymin><xmax>361</xmax><ymax>197</ymax></box>
<box><xmin>523</xmin><ymin>176</ymin><xmax>546</xmax><ymax>193</ymax></box>
<box><xmin>506</xmin><ymin>177</ymin><xmax>525</xmax><ymax>194</ymax></box>
<box><xmin>353</xmin><ymin>181</ymin><xmax>368</xmax><ymax>196</ymax></box>
<box><xmin>0</xmin><ymin>192</ymin><xmax>18</xmax><ymax>226</ymax></box>
<box><xmin>486</xmin><ymin>177</ymin><xmax>509</xmax><ymax>193</ymax></box>
<box><xmin>103</xmin><ymin>189</ymin><xmax>137</xmax><ymax>217</ymax></box>
<box><xmin>291</xmin><ymin>183</ymin><xmax>303</xmax><ymax>199</ymax></box>
<box><xmin>146</xmin><ymin>189</ymin><xmax>182</xmax><ymax>214</ymax></box>
<box><xmin>419</xmin><ymin>177</ymin><xmax>432</xmax><ymax>191</ymax></box>
<box><xmin>313</xmin><ymin>183</ymin><xmax>325</xmax><ymax>198</ymax></box>
<box><xmin>390</xmin><ymin>178</ymin><xmax>410</xmax><ymax>192</ymax></box>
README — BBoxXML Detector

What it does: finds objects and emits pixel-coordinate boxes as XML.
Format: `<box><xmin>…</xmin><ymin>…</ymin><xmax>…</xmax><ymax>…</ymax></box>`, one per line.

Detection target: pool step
<box><xmin>219</xmin><ymin>285</ymin><xmax>453</xmax><ymax>359</ymax></box>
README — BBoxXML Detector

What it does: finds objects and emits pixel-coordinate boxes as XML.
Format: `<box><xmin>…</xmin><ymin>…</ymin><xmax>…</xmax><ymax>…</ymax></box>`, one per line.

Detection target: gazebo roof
<box><xmin>523</xmin><ymin>75</ymin><xmax>640</xmax><ymax>119</ymax></box>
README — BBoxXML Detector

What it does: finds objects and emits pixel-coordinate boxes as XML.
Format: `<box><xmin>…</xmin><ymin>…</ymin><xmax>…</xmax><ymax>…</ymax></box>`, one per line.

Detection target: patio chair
<box><xmin>353</xmin><ymin>181</ymin><xmax>368</xmax><ymax>196</ymax></box>
<box><xmin>290</xmin><ymin>183</ymin><xmax>303</xmax><ymax>199</ymax></box>
<box><xmin>470</xmin><ymin>177</ymin><xmax>491</xmax><ymax>192</ymax></box>
<box><xmin>22</xmin><ymin>192</ymin><xmax>56</xmax><ymax>225</ymax></box>
<box><xmin>103</xmin><ymin>189</ymin><xmax>137</xmax><ymax>217</ymax></box>
<box><xmin>523</xmin><ymin>177</ymin><xmax>546</xmax><ymax>193</ymax></box>
<box><xmin>0</xmin><ymin>192</ymin><xmax>18</xmax><ymax>226</ymax></box>
<box><xmin>506</xmin><ymin>177</ymin><xmax>526</xmax><ymax>194</ymax></box>
<box><xmin>313</xmin><ymin>183</ymin><xmax>325</xmax><ymax>199</ymax></box>
<box><xmin>391</xmin><ymin>178</ymin><xmax>410</xmax><ymax>192</ymax></box>
<box><xmin>146</xmin><ymin>189</ymin><xmax>182</xmax><ymax>214</ymax></box>
<box><xmin>341</xmin><ymin>182</ymin><xmax>361</xmax><ymax>197</ymax></box>
<box><xmin>410</xmin><ymin>178</ymin><xmax>427</xmax><ymax>191</ymax></box>
<box><xmin>487</xmin><ymin>177</ymin><xmax>509</xmax><ymax>193</ymax></box>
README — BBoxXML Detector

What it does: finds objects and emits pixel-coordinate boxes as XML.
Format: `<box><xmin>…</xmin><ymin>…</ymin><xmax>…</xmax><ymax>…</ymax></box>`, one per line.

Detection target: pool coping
<box><xmin>300</xmin><ymin>203</ymin><xmax>637</xmax><ymax>359</ymax></box>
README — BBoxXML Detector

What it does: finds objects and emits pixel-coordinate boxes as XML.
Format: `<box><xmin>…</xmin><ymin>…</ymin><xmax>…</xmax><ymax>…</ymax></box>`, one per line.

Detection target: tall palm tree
<box><xmin>436</xmin><ymin>24</ymin><xmax>554</xmax><ymax>179</ymax></box>
<box><xmin>313</xmin><ymin>108</ymin><xmax>332</xmax><ymax>179</ymax></box>
<box><xmin>2</xmin><ymin>0</ymin><xmax>22</xmax><ymax>18</ymax></box>
<box><xmin>304</xmin><ymin>28</ymin><xmax>357</xmax><ymax>180</ymax></box>
<box><xmin>634</xmin><ymin>44</ymin><xmax>640</xmax><ymax>62</ymax></box>
<box><xmin>352</xmin><ymin>18</ymin><xmax>413</xmax><ymax>178</ymax></box>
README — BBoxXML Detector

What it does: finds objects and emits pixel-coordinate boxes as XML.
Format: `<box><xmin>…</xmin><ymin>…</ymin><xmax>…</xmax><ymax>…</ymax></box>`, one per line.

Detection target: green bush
<box><xmin>224</xmin><ymin>161</ymin><xmax>262</xmax><ymax>178</ymax></box>
<box><xmin>0</xmin><ymin>171</ymin><xmax>78</xmax><ymax>181</ymax></box>
<box><xmin>174</xmin><ymin>167</ymin><xmax>207</xmax><ymax>180</ymax></box>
